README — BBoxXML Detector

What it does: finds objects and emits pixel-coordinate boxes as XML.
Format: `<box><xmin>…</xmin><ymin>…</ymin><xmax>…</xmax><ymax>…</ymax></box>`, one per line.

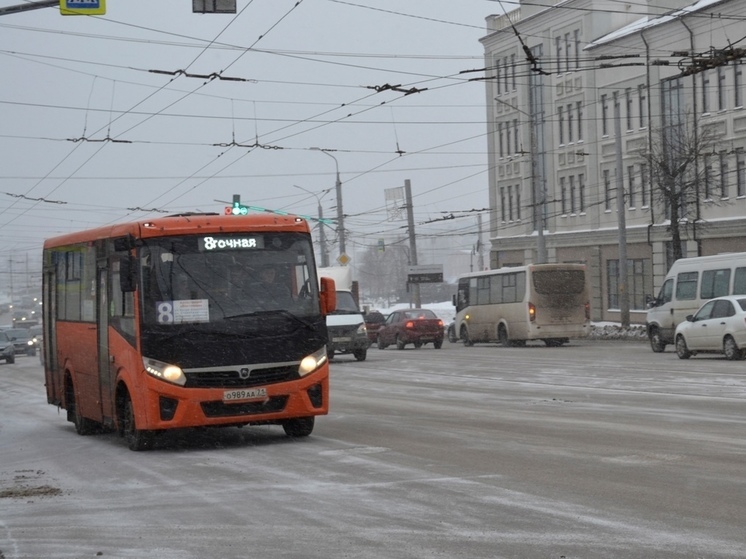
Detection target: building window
<box><xmin>735</xmin><ymin>61</ymin><xmax>743</xmax><ymax>108</ymax></box>
<box><xmin>516</xmin><ymin>185</ymin><xmax>521</xmax><ymax>220</ymax></box>
<box><xmin>640</xmin><ymin>163</ymin><xmax>648</xmax><ymax>207</ymax></box>
<box><xmin>603</xmin><ymin>169</ymin><xmax>611</xmax><ymax>211</ymax></box>
<box><xmin>558</xmin><ymin>105</ymin><xmax>564</xmax><ymax>144</ymax></box>
<box><xmin>574</xmin><ymin>29</ymin><xmax>580</xmax><ymax>69</ymax></box>
<box><xmin>496</xmin><ymin>57</ymin><xmax>502</xmax><ymax>95</ymax></box>
<box><xmin>511</xmin><ymin>54</ymin><xmax>516</xmax><ymax>90</ymax></box>
<box><xmin>578</xmin><ymin>173</ymin><xmax>585</xmax><ymax>212</ymax></box>
<box><xmin>702</xmin><ymin>70</ymin><xmax>710</xmax><ymax>113</ymax></box>
<box><xmin>508</xmin><ymin>185</ymin><xmax>513</xmax><ymax>221</ymax></box>
<box><xmin>569</xmin><ymin>175</ymin><xmax>576</xmax><ymax>214</ymax></box>
<box><xmin>704</xmin><ymin>154</ymin><xmax>713</xmax><ymax>199</ymax></box>
<box><xmin>737</xmin><ymin>148</ymin><xmax>745</xmax><ymax>197</ymax></box>
<box><xmin>556</xmin><ymin>36</ymin><xmax>562</xmax><ymax>74</ymax></box>
<box><xmin>500</xmin><ymin>187</ymin><xmax>506</xmax><ymax>221</ymax></box>
<box><xmin>718</xmin><ymin>65</ymin><xmax>726</xmax><ymax>111</ymax></box>
<box><xmin>720</xmin><ymin>151</ymin><xmax>729</xmax><ymax>198</ymax></box>
<box><xmin>628</xmin><ymin>165</ymin><xmax>635</xmax><ymax>208</ymax></box>
<box><xmin>565</xmin><ymin>33</ymin><xmax>571</xmax><ymax>72</ymax></box>
<box><xmin>560</xmin><ymin>177</ymin><xmax>567</xmax><ymax>215</ymax></box>
<box><xmin>503</xmin><ymin>56</ymin><xmax>509</xmax><ymax>93</ymax></box>
<box><xmin>498</xmin><ymin>122</ymin><xmax>504</xmax><ymax>158</ymax></box>
<box><xmin>567</xmin><ymin>104</ymin><xmax>574</xmax><ymax>143</ymax></box>
<box><xmin>601</xmin><ymin>94</ymin><xmax>609</xmax><ymax>136</ymax></box>
<box><xmin>625</xmin><ymin>88</ymin><xmax>633</xmax><ymax>130</ymax></box>
<box><xmin>607</xmin><ymin>258</ymin><xmax>652</xmax><ymax>310</ymax></box>
<box><xmin>513</xmin><ymin>118</ymin><xmax>519</xmax><ymax>153</ymax></box>
<box><xmin>576</xmin><ymin>101</ymin><xmax>583</xmax><ymax>141</ymax></box>
<box><xmin>638</xmin><ymin>84</ymin><xmax>647</xmax><ymax>128</ymax></box>
<box><xmin>505</xmin><ymin>120</ymin><xmax>512</xmax><ymax>155</ymax></box>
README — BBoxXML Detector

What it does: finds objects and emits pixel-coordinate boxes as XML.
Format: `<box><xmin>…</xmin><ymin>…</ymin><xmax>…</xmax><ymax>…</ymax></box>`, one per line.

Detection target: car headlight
<box><xmin>26</xmin><ymin>340</ymin><xmax>34</xmax><ymax>346</ymax></box>
<box><xmin>357</xmin><ymin>323</ymin><xmax>368</xmax><ymax>335</ymax></box>
<box><xmin>298</xmin><ymin>347</ymin><xmax>327</xmax><ymax>377</ymax></box>
<box><xmin>143</xmin><ymin>357</ymin><xmax>186</xmax><ymax>386</ymax></box>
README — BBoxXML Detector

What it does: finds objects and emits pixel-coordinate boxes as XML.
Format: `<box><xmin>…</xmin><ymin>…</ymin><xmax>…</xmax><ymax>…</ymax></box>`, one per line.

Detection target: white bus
<box><xmin>453</xmin><ymin>264</ymin><xmax>591</xmax><ymax>347</ymax></box>
<box><xmin>646</xmin><ymin>252</ymin><xmax>746</xmax><ymax>353</ymax></box>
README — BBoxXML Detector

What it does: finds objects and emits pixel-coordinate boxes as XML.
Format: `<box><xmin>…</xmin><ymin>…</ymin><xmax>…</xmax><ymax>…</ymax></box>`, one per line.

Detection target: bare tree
<box><xmin>637</xmin><ymin>116</ymin><xmax>717</xmax><ymax>261</ymax></box>
<box><xmin>358</xmin><ymin>239</ymin><xmax>410</xmax><ymax>304</ymax></box>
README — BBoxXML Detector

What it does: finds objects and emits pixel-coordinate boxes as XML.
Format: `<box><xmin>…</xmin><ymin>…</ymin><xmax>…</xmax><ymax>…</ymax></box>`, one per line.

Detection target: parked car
<box><xmin>0</xmin><ymin>331</ymin><xmax>15</xmax><ymax>364</ymax></box>
<box><xmin>364</xmin><ymin>311</ymin><xmax>387</xmax><ymax>343</ymax></box>
<box><xmin>2</xmin><ymin>328</ymin><xmax>36</xmax><ymax>357</ymax></box>
<box><xmin>376</xmin><ymin>308</ymin><xmax>444</xmax><ymax>350</ymax></box>
<box><xmin>674</xmin><ymin>295</ymin><xmax>746</xmax><ymax>360</ymax></box>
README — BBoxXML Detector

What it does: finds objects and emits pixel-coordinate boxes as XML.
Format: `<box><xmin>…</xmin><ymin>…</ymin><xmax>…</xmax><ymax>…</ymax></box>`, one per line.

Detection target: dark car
<box><xmin>376</xmin><ymin>308</ymin><xmax>445</xmax><ymax>350</ymax></box>
<box><xmin>2</xmin><ymin>328</ymin><xmax>36</xmax><ymax>357</ymax></box>
<box><xmin>0</xmin><ymin>331</ymin><xmax>15</xmax><ymax>364</ymax></box>
<box><xmin>364</xmin><ymin>311</ymin><xmax>387</xmax><ymax>343</ymax></box>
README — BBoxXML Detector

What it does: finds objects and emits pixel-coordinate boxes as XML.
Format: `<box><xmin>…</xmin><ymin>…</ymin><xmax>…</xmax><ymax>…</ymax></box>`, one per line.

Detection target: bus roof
<box><xmin>43</xmin><ymin>213</ymin><xmax>312</xmax><ymax>249</ymax></box>
<box><xmin>456</xmin><ymin>262</ymin><xmax>586</xmax><ymax>280</ymax></box>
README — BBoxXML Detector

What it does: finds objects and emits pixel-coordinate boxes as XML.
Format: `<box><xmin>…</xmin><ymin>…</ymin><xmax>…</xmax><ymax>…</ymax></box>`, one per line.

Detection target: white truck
<box><xmin>318</xmin><ymin>266</ymin><xmax>369</xmax><ymax>361</ymax></box>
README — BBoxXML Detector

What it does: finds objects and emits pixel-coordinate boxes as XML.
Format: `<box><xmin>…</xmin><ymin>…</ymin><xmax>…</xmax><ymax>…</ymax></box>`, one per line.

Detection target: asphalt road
<box><xmin>2</xmin><ymin>338</ymin><xmax>745</xmax><ymax>558</ymax></box>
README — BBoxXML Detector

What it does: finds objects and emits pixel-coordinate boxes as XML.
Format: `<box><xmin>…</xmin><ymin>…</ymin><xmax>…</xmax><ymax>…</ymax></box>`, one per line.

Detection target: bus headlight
<box><xmin>298</xmin><ymin>347</ymin><xmax>327</xmax><ymax>377</ymax></box>
<box><xmin>143</xmin><ymin>357</ymin><xmax>187</xmax><ymax>386</ymax></box>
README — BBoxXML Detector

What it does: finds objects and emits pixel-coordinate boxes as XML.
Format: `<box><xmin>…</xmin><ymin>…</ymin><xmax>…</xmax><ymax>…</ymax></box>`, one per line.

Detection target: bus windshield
<box><xmin>139</xmin><ymin>232</ymin><xmax>319</xmax><ymax>326</ymax></box>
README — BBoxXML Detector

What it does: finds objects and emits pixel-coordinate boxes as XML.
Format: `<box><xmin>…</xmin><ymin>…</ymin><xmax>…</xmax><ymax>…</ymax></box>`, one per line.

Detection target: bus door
<box><xmin>97</xmin><ymin>259</ymin><xmax>115</xmax><ymax>426</ymax></box>
<box><xmin>42</xmin><ymin>267</ymin><xmax>59</xmax><ymax>404</ymax></box>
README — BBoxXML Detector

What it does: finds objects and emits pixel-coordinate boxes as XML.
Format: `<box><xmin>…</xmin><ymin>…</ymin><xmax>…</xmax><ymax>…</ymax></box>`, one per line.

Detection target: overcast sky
<box><xmin>0</xmin><ymin>0</ymin><xmax>510</xmax><ymax>275</ymax></box>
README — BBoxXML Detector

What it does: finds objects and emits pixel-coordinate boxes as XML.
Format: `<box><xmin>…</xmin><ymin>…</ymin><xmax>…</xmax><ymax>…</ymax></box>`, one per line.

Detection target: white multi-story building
<box><xmin>481</xmin><ymin>0</ymin><xmax>746</xmax><ymax>323</ymax></box>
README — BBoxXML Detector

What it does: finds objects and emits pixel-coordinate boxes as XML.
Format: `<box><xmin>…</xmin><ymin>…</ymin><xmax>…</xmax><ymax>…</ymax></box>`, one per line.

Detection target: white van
<box><xmin>646</xmin><ymin>253</ymin><xmax>746</xmax><ymax>352</ymax></box>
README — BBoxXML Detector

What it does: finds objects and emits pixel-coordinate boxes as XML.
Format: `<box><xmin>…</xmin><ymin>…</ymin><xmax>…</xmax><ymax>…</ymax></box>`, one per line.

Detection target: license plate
<box><xmin>333</xmin><ymin>337</ymin><xmax>351</xmax><ymax>343</ymax></box>
<box><xmin>223</xmin><ymin>387</ymin><xmax>267</xmax><ymax>402</ymax></box>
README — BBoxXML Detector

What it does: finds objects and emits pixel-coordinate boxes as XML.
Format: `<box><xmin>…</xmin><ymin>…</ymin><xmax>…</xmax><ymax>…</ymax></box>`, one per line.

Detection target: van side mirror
<box><xmin>119</xmin><ymin>255</ymin><xmax>137</xmax><ymax>292</ymax></box>
<box><xmin>320</xmin><ymin>277</ymin><xmax>337</xmax><ymax>316</ymax></box>
<box><xmin>645</xmin><ymin>294</ymin><xmax>657</xmax><ymax>308</ymax></box>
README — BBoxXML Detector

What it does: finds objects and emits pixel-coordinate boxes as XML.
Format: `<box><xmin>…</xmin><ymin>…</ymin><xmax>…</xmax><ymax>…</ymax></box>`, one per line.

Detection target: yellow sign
<box><xmin>61</xmin><ymin>0</ymin><xmax>106</xmax><ymax>15</ymax></box>
<box><xmin>337</xmin><ymin>253</ymin><xmax>351</xmax><ymax>266</ymax></box>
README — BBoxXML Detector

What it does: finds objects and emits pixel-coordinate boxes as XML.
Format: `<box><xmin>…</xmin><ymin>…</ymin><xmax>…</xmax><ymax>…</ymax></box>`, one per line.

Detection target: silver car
<box><xmin>674</xmin><ymin>295</ymin><xmax>746</xmax><ymax>360</ymax></box>
<box><xmin>0</xmin><ymin>331</ymin><xmax>15</xmax><ymax>364</ymax></box>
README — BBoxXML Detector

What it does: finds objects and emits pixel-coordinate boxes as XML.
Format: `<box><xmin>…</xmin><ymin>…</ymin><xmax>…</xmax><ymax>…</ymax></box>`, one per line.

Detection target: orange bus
<box><xmin>42</xmin><ymin>213</ymin><xmax>336</xmax><ymax>450</ymax></box>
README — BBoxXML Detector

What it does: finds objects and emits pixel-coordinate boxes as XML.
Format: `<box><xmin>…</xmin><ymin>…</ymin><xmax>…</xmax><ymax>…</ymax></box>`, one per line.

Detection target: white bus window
<box><xmin>675</xmin><ymin>272</ymin><xmax>698</xmax><ymax>300</ymax></box>
<box><xmin>700</xmin><ymin>268</ymin><xmax>730</xmax><ymax>299</ymax></box>
<box><xmin>734</xmin><ymin>267</ymin><xmax>746</xmax><ymax>295</ymax></box>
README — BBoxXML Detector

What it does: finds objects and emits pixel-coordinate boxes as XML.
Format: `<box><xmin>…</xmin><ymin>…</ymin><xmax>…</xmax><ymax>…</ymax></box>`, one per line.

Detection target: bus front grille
<box><xmin>185</xmin><ymin>365</ymin><xmax>298</xmax><ymax>389</ymax></box>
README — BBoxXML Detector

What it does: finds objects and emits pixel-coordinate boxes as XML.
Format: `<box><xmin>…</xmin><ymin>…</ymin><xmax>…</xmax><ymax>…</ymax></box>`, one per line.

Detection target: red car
<box><xmin>376</xmin><ymin>308</ymin><xmax>444</xmax><ymax>350</ymax></box>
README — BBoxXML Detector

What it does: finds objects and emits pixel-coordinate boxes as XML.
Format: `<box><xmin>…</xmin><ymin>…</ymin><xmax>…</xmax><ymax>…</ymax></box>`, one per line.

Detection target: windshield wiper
<box><xmin>224</xmin><ymin>309</ymin><xmax>314</xmax><ymax>330</ymax></box>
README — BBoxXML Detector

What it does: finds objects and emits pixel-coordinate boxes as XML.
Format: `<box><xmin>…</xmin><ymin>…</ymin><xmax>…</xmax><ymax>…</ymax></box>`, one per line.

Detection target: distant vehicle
<box><xmin>376</xmin><ymin>308</ymin><xmax>444</xmax><ymax>350</ymax></box>
<box><xmin>318</xmin><ymin>267</ymin><xmax>369</xmax><ymax>361</ymax></box>
<box><xmin>2</xmin><ymin>328</ymin><xmax>36</xmax><ymax>356</ymax></box>
<box><xmin>0</xmin><ymin>331</ymin><xmax>15</xmax><ymax>364</ymax></box>
<box><xmin>363</xmin><ymin>311</ymin><xmax>386</xmax><ymax>343</ymax></box>
<box><xmin>673</xmin><ymin>295</ymin><xmax>746</xmax><ymax>360</ymax></box>
<box><xmin>453</xmin><ymin>263</ymin><xmax>590</xmax><ymax>347</ymax></box>
<box><xmin>646</xmin><ymin>252</ymin><xmax>746</xmax><ymax>353</ymax></box>
<box><xmin>12</xmin><ymin>309</ymin><xmax>39</xmax><ymax>328</ymax></box>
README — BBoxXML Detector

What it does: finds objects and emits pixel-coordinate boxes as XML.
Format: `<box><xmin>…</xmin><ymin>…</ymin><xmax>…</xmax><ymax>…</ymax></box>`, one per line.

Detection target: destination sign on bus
<box><xmin>199</xmin><ymin>235</ymin><xmax>264</xmax><ymax>251</ymax></box>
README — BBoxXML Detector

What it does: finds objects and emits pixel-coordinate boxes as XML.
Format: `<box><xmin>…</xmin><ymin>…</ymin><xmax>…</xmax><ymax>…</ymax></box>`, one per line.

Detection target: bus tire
<box><xmin>460</xmin><ymin>325</ymin><xmax>473</xmax><ymax>347</ymax></box>
<box><xmin>498</xmin><ymin>325</ymin><xmax>510</xmax><ymax>347</ymax></box>
<box><xmin>66</xmin><ymin>379</ymin><xmax>96</xmax><ymax>436</ymax></box>
<box><xmin>121</xmin><ymin>393</ymin><xmax>153</xmax><ymax>451</ymax></box>
<box><xmin>283</xmin><ymin>416</ymin><xmax>314</xmax><ymax>437</ymax></box>
<box><xmin>649</xmin><ymin>328</ymin><xmax>666</xmax><ymax>353</ymax></box>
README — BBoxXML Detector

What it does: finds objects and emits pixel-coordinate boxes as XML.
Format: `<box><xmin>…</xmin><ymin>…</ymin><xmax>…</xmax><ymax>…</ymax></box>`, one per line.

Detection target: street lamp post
<box><xmin>293</xmin><ymin>185</ymin><xmax>330</xmax><ymax>267</ymax></box>
<box><xmin>311</xmin><ymin>148</ymin><xmax>345</xmax><ymax>261</ymax></box>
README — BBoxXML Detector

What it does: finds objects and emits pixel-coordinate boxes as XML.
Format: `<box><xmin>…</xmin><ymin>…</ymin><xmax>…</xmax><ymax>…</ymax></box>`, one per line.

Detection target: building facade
<box><xmin>480</xmin><ymin>0</ymin><xmax>746</xmax><ymax>323</ymax></box>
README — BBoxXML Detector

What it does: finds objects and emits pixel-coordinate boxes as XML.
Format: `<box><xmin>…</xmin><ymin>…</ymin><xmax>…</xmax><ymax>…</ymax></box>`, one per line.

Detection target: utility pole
<box><xmin>613</xmin><ymin>92</ymin><xmax>630</xmax><ymax>327</ymax></box>
<box><xmin>528</xmin><ymin>64</ymin><xmax>547</xmax><ymax>264</ymax></box>
<box><xmin>477</xmin><ymin>213</ymin><xmax>484</xmax><ymax>271</ymax></box>
<box><xmin>404</xmin><ymin>179</ymin><xmax>421</xmax><ymax>308</ymax></box>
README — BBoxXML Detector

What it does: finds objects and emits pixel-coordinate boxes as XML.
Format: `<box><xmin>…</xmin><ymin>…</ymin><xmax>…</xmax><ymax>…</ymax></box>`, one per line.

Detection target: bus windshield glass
<box><xmin>139</xmin><ymin>232</ymin><xmax>319</xmax><ymax>325</ymax></box>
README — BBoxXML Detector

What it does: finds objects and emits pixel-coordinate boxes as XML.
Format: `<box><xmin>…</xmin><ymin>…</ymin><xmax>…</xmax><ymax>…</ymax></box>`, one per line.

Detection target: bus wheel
<box><xmin>283</xmin><ymin>416</ymin><xmax>314</xmax><ymax>437</ymax></box>
<box><xmin>460</xmin><ymin>326</ymin><xmax>473</xmax><ymax>347</ymax></box>
<box><xmin>543</xmin><ymin>339</ymin><xmax>563</xmax><ymax>347</ymax></box>
<box><xmin>649</xmin><ymin>328</ymin><xmax>666</xmax><ymax>353</ymax></box>
<box><xmin>498</xmin><ymin>326</ymin><xmax>510</xmax><ymax>347</ymax></box>
<box><xmin>121</xmin><ymin>394</ymin><xmax>153</xmax><ymax>451</ymax></box>
<box><xmin>66</xmin><ymin>381</ymin><xmax>96</xmax><ymax>436</ymax></box>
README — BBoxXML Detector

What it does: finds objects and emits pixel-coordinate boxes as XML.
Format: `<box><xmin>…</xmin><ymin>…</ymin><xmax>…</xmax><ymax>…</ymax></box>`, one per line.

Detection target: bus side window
<box><xmin>700</xmin><ymin>268</ymin><xmax>730</xmax><ymax>299</ymax></box>
<box><xmin>675</xmin><ymin>272</ymin><xmax>698</xmax><ymax>300</ymax></box>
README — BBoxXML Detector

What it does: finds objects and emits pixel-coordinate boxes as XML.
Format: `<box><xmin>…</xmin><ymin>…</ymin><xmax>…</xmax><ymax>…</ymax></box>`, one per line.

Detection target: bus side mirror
<box><xmin>119</xmin><ymin>255</ymin><xmax>137</xmax><ymax>293</ymax></box>
<box><xmin>320</xmin><ymin>277</ymin><xmax>336</xmax><ymax>315</ymax></box>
